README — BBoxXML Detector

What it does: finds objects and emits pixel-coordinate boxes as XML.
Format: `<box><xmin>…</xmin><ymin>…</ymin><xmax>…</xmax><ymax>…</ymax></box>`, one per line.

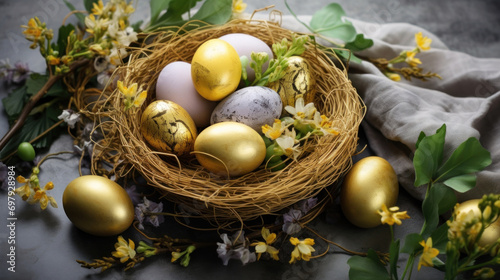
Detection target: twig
<box><xmin>0</xmin><ymin>59</ymin><xmax>90</xmax><ymax>151</ymax></box>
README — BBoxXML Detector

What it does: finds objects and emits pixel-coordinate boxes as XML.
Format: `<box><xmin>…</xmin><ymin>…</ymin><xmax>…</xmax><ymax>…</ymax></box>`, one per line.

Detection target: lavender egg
<box><xmin>210</xmin><ymin>86</ymin><xmax>282</xmax><ymax>132</ymax></box>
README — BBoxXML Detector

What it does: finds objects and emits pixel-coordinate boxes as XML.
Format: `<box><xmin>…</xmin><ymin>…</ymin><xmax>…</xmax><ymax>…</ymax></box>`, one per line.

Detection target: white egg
<box><xmin>219</xmin><ymin>33</ymin><xmax>273</xmax><ymax>82</ymax></box>
<box><xmin>156</xmin><ymin>61</ymin><xmax>217</xmax><ymax>128</ymax></box>
<box><xmin>210</xmin><ymin>86</ymin><xmax>282</xmax><ymax>132</ymax></box>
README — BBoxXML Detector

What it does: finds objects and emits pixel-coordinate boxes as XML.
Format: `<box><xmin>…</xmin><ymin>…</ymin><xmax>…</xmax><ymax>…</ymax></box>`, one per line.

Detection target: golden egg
<box><xmin>62</xmin><ymin>175</ymin><xmax>134</xmax><ymax>236</ymax></box>
<box><xmin>194</xmin><ymin>122</ymin><xmax>266</xmax><ymax>177</ymax></box>
<box><xmin>454</xmin><ymin>199</ymin><xmax>500</xmax><ymax>247</ymax></box>
<box><xmin>141</xmin><ymin>100</ymin><xmax>198</xmax><ymax>156</ymax></box>
<box><xmin>340</xmin><ymin>156</ymin><xmax>399</xmax><ymax>228</ymax></box>
<box><xmin>191</xmin><ymin>39</ymin><xmax>242</xmax><ymax>101</ymax></box>
<box><xmin>268</xmin><ymin>56</ymin><xmax>315</xmax><ymax>115</ymax></box>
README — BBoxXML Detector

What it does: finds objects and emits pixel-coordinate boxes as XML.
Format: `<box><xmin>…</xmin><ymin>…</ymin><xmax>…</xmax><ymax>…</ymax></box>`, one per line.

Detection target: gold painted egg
<box><xmin>191</xmin><ymin>39</ymin><xmax>242</xmax><ymax>101</ymax></box>
<box><xmin>454</xmin><ymin>199</ymin><xmax>500</xmax><ymax>247</ymax></box>
<box><xmin>340</xmin><ymin>156</ymin><xmax>399</xmax><ymax>228</ymax></box>
<box><xmin>62</xmin><ymin>175</ymin><xmax>134</xmax><ymax>236</ymax></box>
<box><xmin>194</xmin><ymin>122</ymin><xmax>266</xmax><ymax>177</ymax></box>
<box><xmin>140</xmin><ymin>100</ymin><xmax>197</xmax><ymax>156</ymax></box>
<box><xmin>268</xmin><ymin>56</ymin><xmax>316</xmax><ymax>115</ymax></box>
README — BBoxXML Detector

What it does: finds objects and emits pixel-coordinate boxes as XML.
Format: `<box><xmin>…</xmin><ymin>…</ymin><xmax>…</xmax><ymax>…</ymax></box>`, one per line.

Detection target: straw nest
<box><xmin>87</xmin><ymin>18</ymin><xmax>365</xmax><ymax>228</ymax></box>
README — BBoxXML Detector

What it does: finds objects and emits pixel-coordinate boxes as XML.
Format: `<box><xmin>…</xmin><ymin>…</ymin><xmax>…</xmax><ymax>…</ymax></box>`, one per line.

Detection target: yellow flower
<box><xmin>92</xmin><ymin>0</ymin><xmax>104</xmax><ymax>16</ymax></box>
<box><xmin>14</xmin><ymin>176</ymin><xmax>31</xmax><ymax>201</ymax></box>
<box><xmin>21</xmin><ymin>17</ymin><xmax>43</xmax><ymax>42</ymax></box>
<box><xmin>377</xmin><ymin>204</ymin><xmax>410</xmax><ymax>226</ymax></box>
<box><xmin>117</xmin><ymin>80</ymin><xmax>138</xmax><ymax>99</ymax></box>
<box><xmin>133</xmin><ymin>90</ymin><xmax>147</xmax><ymax>107</ymax></box>
<box><xmin>112</xmin><ymin>236</ymin><xmax>136</xmax><ymax>263</ymax></box>
<box><xmin>85</xmin><ymin>14</ymin><xmax>110</xmax><ymax>34</ymax></box>
<box><xmin>447</xmin><ymin>207</ymin><xmax>478</xmax><ymax>246</ymax></box>
<box><xmin>312</xmin><ymin>112</ymin><xmax>339</xmax><ymax>136</ymax></box>
<box><xmin>405</xmin><ymin>51</ymin><xmax>422</xmax><ymax>67</ymax></box>
<box><xmin>31</xmin><ymin>182</ymin><xmax>58</xmax><ymax>210</ymax></box>
<box><xmin>386</xmin><ymin>72</ymin><xmax>401</xmax><ymax>81</ymax></box>
<box><xmin>262</xmin><ymin>119</ymin><xmax>287</xmax><ymax>140</ymax></box>
<box><xmin>89</xmin><ymin>44</ymin><xmax>107</xmax><ymax>56</ymax></box>
<box><xmin>417</xmin><ymin>237</ymin><xmax>439</xmax><ymax>270</ymax></box>
<box><xmin>415</xmin><ymin>32</ymin><xmax>432</xmax><ymax>51</ymax></box>
<box><xmin>473</xmin><ymin>267</ymin><xmax>495</xmax><ymax>279</ymax></box>
<box><xmin>47</xmin><ymin>55</ymin><xmax>60</xmax><ymax>66</ymax></box>
<box><xmin>118</xmin><ymin>81</ymin><xmax>147</xmax><ymax>110</ymax></box>
<box><xmin>289</xmin><ymin>237</ymin><xmax>315</xmax><ymax>264</ymax></box>
<box><xmin>251</xmin><ymin>227</ymin><xmax>280</xmax><ymax>261</ymax></box>
<box><xmin>232</xmin><ymin>0</ymin><xmax>247</xmax><ymax>14</ymax></box>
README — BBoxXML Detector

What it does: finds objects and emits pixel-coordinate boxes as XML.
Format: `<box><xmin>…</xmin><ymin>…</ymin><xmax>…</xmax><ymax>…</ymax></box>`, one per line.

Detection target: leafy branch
<box><xmin>347</xmin><ymin>124</ymin><xmax>493</xmax><ymax>280</ymax></box>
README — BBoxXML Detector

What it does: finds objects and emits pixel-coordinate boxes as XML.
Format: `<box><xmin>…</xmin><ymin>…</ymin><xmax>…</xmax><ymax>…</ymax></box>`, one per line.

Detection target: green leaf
<box><xmin>444</xmin><ymin>245</ymin><xmax>460</xmax><ymax>279</ymax></box>
<box><xmin>436</xmin><ymin>137</ymin><xmax>491</xmax><ymax>183</ymax></box>
<box><xmin>421</xmin><ymin>183</ymin><xmax>456</xmax><ymax>237</ymax></box>
<box><xmin>401</xmin><ymin>233</ymin><xmax>423</xmax><ymax>254</ymax></box>
<box><xmin>0</xmin><ymin>103</ymin><xmax>62</xmax><ymax>159</ymax></box>
<box><xmin>57</xmin><ymin>24</ymin><xmax>75</xmax><ymax>55</ymax></box>
<box><xmin>63</xmin><ymin>0</ymin><xmax>85</xmax><ymax>24</ymax></box>
<box><xmin>26</xmin><ymin>73</ymin><xmax>67</xmax><ymax>98</ymax></box>
<box><xmin>84</xmin><ymin>0</ymin><xmax>99</xmax><ymax>13</ymax></box>
<box><xmin>2</xmin><ymin>85</ymin><xmax>29</xmax><ymax>118</ymax></box>
<box><xmin>443</xmin><ymin>174</ymin><xmax>477</xmax><ymax>193</ymax></box>
<box><xmin>337</xmin><ymin>49</ymin><xmax>362</xmax><ymax>63</ymax></box>
<box><xmin>347</xmin><ymin>249</ymin><xmax>390</xmax><ymax>280</ymax></box>
<box><xmin>415</xmin><ymin>131</ymin><xmax>426</xmax><ymax>149</ymax></box>
<box><xmin>344</xmin><ymin>33</ymin><xmax>374</xmax><ymax>52</ymax></box>
<box><xmin>309</xmin><ymin>3</ymin><xmax>357</xmax><ymax>43</ymax></box>
<box><xmin>150</xmin><ymin>0</ymin><xmax>172</xmax><ymax>25</ymax></box>
<box><xmin>158</xmin><ymin>0</ymin><xmax>202</xmax><ymax>23</ymax></box>
<box><xmin>131</xmin><ymin>20</ymin><xmax>144</xmax><ymax>32</ymax></box>
<box><xmin>430</xmin><ymin>222</ymin><xmax>449</xmax><ymax>253</ymax></box>
<box><xmin>413</xmin><ymin>124</ymin><xmax>446</xmax><ymax>187</ymax></box>
<box><xmin>192</xmin><ymin>0</ymin><xmax>232</xmax><ymax>25</ymax></box>
<box><xmin>389</xmin><ymin>240</ymin><xmax>400</xmax><ymax>280</ymax></box>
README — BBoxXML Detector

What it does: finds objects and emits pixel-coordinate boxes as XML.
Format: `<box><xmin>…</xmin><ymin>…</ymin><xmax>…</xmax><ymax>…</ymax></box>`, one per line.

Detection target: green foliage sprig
<box><xmin>240</xmin><ymin>33</ymin><xmax>309</xmax><ymax>87</ymax></box>
<box><xmin>347</xmin><ymin>124</ymin><xmax>495</xmax><ymax>280</ymax></box>
<box><xmin>285</xmin><ymin>1</ymin><xmax>373</xmax><ymax>63</ymax></box>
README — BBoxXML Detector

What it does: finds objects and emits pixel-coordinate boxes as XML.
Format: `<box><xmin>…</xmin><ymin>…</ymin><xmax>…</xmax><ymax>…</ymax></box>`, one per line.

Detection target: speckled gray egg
<box><xmin>210</xmin><ymin>86</ymin><xmax>282</xmax><ymax>132</ymax></box>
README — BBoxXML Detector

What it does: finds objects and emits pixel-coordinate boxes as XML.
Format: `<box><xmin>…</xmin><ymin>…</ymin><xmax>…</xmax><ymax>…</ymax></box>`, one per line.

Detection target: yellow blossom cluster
<box><xmin>372</xmin><ymin>32</ymin><xmax>440</xmax><ymax>82</ymax></box>
<box><xmin>117</xmin><ymin>80</ymin><xmax>147</xmax><ymax>110</ymax></box>
<box><xmin>20</xmin><ymin>0</ymin><xmax>138</xmax><ymax>77</ymax></box>
<box><xmin>14</xmin><ymin>167</ymin><xmax>57</xmax><ymax>210</ymax></box>
<box><xmin>262</xmin><ymin>96</ymin><xmax>339</xmax><ymax>162</ymax></box>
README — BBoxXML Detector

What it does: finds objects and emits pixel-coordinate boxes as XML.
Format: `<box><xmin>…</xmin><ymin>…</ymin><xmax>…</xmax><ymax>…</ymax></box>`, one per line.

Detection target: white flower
<box><xmin>311</xmin><ymin>111</ymin><xmax>339</xmax><ymax>136</ymax></box>
<box><xmin>58</xmin><ymin>109</ymin><xmax>80</xmax><ymax>128</ymax></box>
<box><xmin>116</xmin><ymin>27</ymin><xmax>137</xmax><ymax>47</ymax></box>
<box><xmin>107</xmin><ymin>21</ymin><xmax>119</xmax><ymax>38</ymax></box>
<box><xmin>276</xmin><ymin>134</ymin><xmax>301</xmax><ymax>160</ymax></box>
<box><xmin>285</xmin><ymin>96</ymin><xmax>316</xmax><ymax>120</ymax></box>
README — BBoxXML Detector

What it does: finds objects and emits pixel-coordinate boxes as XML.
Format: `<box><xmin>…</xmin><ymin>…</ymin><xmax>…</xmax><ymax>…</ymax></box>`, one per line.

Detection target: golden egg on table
<box><xmin>62</xmin><ymin>175</ymin><xmax>134</xmax><ymax>236</ymax></box>
<box><xmin>141</xmin><ymin>100</ymin><xmax>198</xmax><ymax>156</ymax></box>
<box><xmin>340</xmin><ymin>156</ymin><xmax>399</xmax><ymax>228</ymax></box>
<box><xmin>194</xmin><ymin>122</ymin><xmax>266</xmax><ymax>177</ymax></box>
<box><xmin>454</xmin><ymin>199</ymin><xmax>500</xmax><ymax>247</ymax></box>
<box><xmin>191</xmin><ymin>39</ymin><xmax>242</xmax><ymax>101</ymax></box>
<box><xmin>268</xmin><ymin>56</ymin><xmax>315</xmax><ymax>115</ymax></box>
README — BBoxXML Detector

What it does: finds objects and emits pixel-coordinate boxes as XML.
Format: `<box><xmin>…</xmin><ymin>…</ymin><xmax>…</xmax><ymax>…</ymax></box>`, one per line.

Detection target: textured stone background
<box><xmin>0</xmin><ymin>1</ymin><xmax>499</xmax><ymax>280</ymax></box>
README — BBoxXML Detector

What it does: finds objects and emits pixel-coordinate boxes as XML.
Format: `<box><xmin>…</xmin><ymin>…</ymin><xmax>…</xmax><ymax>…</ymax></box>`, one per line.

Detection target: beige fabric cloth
<box><xmin>278</xmin><ymin>15</ymin><xmax>500</xmax><ymax>201</ymax></box>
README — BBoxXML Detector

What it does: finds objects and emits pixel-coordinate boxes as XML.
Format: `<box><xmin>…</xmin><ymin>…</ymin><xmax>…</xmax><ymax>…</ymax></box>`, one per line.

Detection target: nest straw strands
<box><xmin>84</xmin><ymin>18</ymin><xmax>365</xmax><ymax>228</ymax></box>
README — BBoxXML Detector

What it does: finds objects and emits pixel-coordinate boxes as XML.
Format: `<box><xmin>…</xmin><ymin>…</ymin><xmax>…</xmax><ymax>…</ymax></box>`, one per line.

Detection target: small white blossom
<box><xmin>58</xmin><ymin>109</ymin><xmax>80</xmax><ymax>128</ymax></box>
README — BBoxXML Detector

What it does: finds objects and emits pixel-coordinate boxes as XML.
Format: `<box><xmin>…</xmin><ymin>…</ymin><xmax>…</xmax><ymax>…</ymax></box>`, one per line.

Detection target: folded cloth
<box><xmin>278</xmin><ymin>15</ymin><xmax>500</xmax><ymax>202</ymax></box>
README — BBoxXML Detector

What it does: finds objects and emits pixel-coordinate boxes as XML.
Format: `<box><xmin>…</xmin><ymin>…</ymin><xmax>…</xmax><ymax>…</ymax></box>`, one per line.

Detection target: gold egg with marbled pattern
<box><xmin>140</xmin><ymin>100</ymin><xmax>197</xmax><ymax>156</ymax></box>
<box><xmin>269</xmin><ymin>56</ymin><xmax>316</xmax><ymax>116</ymax></box>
